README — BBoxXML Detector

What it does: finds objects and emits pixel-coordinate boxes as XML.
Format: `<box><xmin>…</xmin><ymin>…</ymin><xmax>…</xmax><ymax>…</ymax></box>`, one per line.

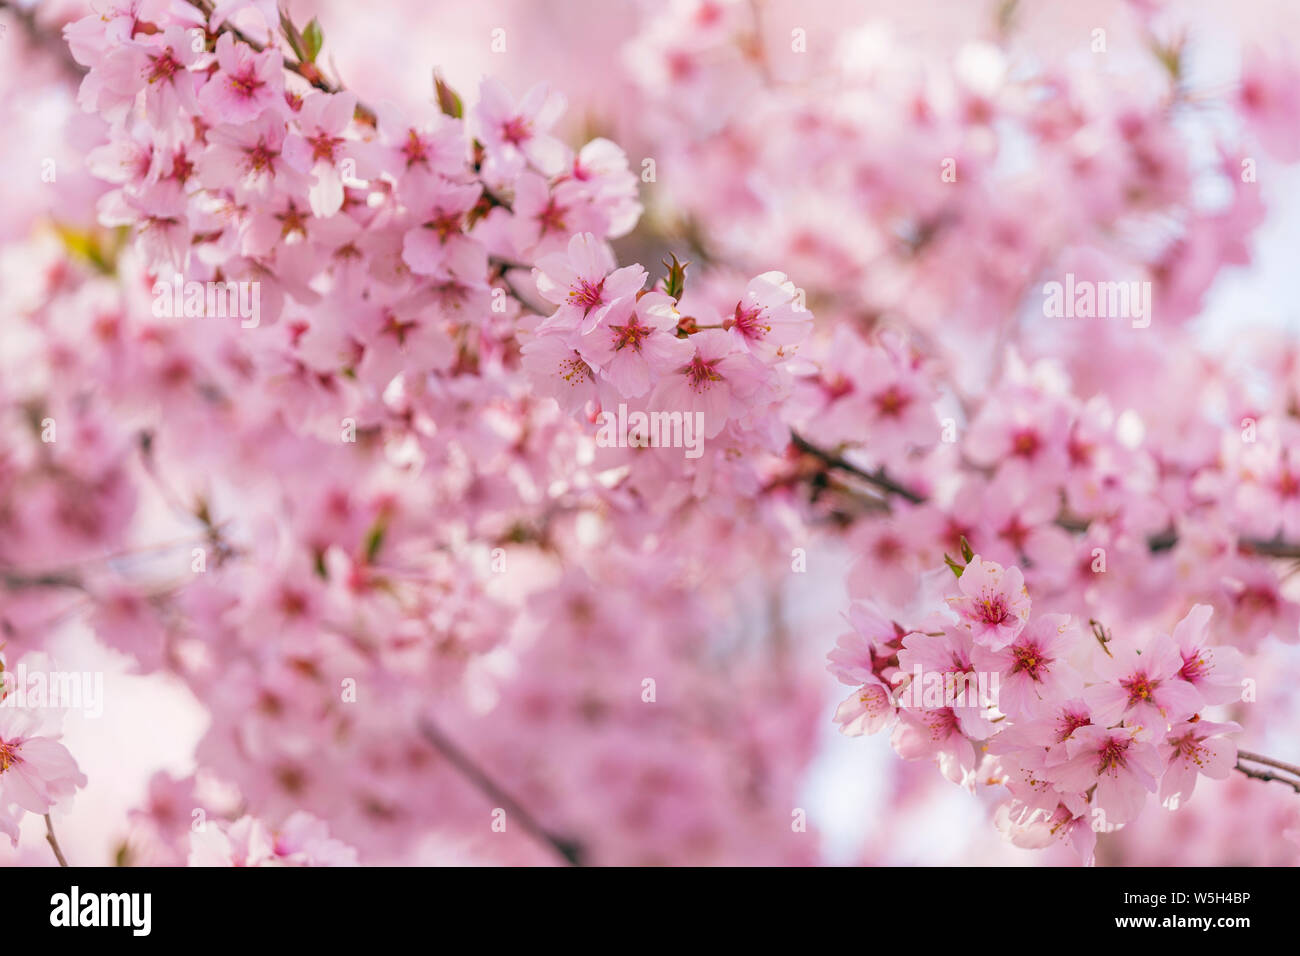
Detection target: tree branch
<box><xmin>2</xmin><ymin>570</ymin><xmax>85</xmax><ymax>592</ymax></box>
<box><xmin>790</xmin><ymin>432</ymin><xmax>1300</xmax><ymax>558</ymax></box>
<box><xmin>790</xmin><ymin>432</ymin><xmax>924</xmax><ymax>504</ymax></box>
<box><xmin>44</xmin><ymin>814</ymin><xmax>69</xmax><ymax>867</ymax></box>
<box><xmin>1237</xmin><ymin>750</ymin><xmax>1300</xmax><ymax>780</ymax></box>
<box><xmin>1234</xmin><ymin>761</ymin><xmax>1300</xmax><ymax>794</ymax></box>
<box><xmin>418</xmin><ymin>719</ymin><xmax>584</xmax><ymax>865</ymax></box>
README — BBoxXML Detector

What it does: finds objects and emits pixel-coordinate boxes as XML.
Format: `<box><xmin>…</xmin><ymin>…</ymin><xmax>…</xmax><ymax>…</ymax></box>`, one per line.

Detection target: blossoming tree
<box><xmin>0</xmin><ymin>0</ymin><xmax>1297</xmax><ymax>866</ymax></box>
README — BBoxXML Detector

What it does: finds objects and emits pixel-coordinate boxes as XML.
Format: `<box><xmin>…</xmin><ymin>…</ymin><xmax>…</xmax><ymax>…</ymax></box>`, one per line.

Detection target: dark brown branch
<box><xmin>791</xmin><ymin>432</ymin><xmax>1300</xmax><ymax>558</ymax></box>
<box><xmin>1236</xmin><ymin>537</ymin><xmax>1300</xmax><ymax>560</ymax></box>
<box><xmin>1238</xmin><ymin>750</ymin><xmax>1300</xmax><ymax>779</ymax></box>
<box><xmin>790</xmin><ymin>432</ymin><xmax>924</xmax><ymax>504</ymax></box>
<box><xmin>2</xmin><ymin>570</ymin><xmax>85</xmax><ymax>592</ymax></box>
<box><xmin>419</xmin><ymin>719</ymin><xmax>584</xmax><ymax>865</ymax></box>
<box><xmin>1234</xmin><ymin>761</ymin><xmax>1300</xmax><ymax>794</ymax></box>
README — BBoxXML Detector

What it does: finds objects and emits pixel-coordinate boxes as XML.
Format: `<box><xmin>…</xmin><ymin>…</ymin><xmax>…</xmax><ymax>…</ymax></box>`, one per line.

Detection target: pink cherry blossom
<box><xmin>519</xmin><ymin>330</ymin><xmax>601</xmax><ymax>415</ymax></box>
<box><xmin>1237</xmin><ymin>45</ymin><xmax>1300</xmax><ymax>161</ymax></box>
<box><xmin>892</xmin><ymin>708</ymin><xmax>979</xmax><ymax>787</ymax></box>
<box><xmin>195</xmin><ymin>111</ymin><xmax>303</xmax><ymax>200</ymax></box>
<box><xmin>1159</xmin><ymin>718</ymin><xmax>1241</xmax><ymax>806</ymax></box>
<box><xmin>832</xmin><ymin>681</ymin><xmax>896</xmax><ymax>738</ymax></box>
<box><xmin>398</xmin><ymin>177</ymin><xmax>486</xmax><ymax>279</ymax></box>
<box><xmin>945</xmin><ymin>556</ymin><xmax>1031</xmax><ymax>650</ymax></box>
<box><xmin>1085</xmin><ymin>632</ymin><xmax>1203</xmax><ymax>730</ymax></box>
<box><xmin>533</xmin><ymin>233</ymin><xmax>647</xmax><ymax>333</ymax></box>
<box><xmin>650</xmin><ymin>329</ymin><xmax>767</xmax><ymax>439</ymax></box>
<box><xmin>1170</xmin><ymin>604</ymin><xmax>1245</xmax><ymax>706</ymax></box>
<box><xmin>723</xmin><ymin>271</ymin><xmax>810</xmax><ymax>362</ymax></box>
<box><xmin>0</xmin><ymin>710</ymin><xmax>87</xmax><ymax>844</ymax></box>
<box><xmin>473</xmin><ymin>78</ymin><xmax>570</xmax><ymax>179</ymax></box>
<box><xmin>199</xmin><ymin>32</ymin><xmax>284</xmax><ymax>125</ymax></box>
<box><xmin>576</xmin><ymin>291</ymin><xmax>688</xmax><ymax>398</ymax></box>
<box><xmin>364</xmin><ymin>102</ymin><xmax>466</xmax><ymax>181</ymax></box>
<box><xmin>972</xmin><ymin>613</ymin><xmax>1079</xmax><ymax>719</ymax></box>
<box><xmin>282</xmin><ymin>91</ymin><xmax>361</xmax><ymax>217</ymax></box>
<box><xmin>10</xmin><ymin>0</ymin><xmax>1300</xmax><ymax>871</ymax></box>
<box><xmin>189</xmin><ymin>812</ymin><xmax>357</xmax><ymax>866</ymax></box>
<box><xmin>1047</xmin><ymin>726</ymin><xmax>1163</xmax><ymax>825</ymax></box>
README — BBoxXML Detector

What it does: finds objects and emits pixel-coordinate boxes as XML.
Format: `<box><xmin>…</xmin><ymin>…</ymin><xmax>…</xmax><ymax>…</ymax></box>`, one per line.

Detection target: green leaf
<box><xmin>661</xmin><ymin>252</ymin><xmax>689</xmax><ymax>302</ymax></box>
<box><xmin>943</xmin><ymin>553</ymin><xmax>965</xmax><ymax>578</ymax></box>
<box><xmin>1150</xmin><ymin>39</ymin><xmax>1182</xmax><ymax>80</ymax></box>
<box><xmin>364</xmin><ymin>521</ymin><xmax>386</xmax><ymax>563</ymax></box>
<box><xmin>434</xmin><ymin>72</ymin><xmax>463</xmax><ymax>119</ymax></box>
<box><xmin>302</xmin><ymin>17</ymin><xmax>324</xmax><ymax>63</ymax></box>
<box><xmin>959</xmin><ymin>535</ymin><xmax>974</xmax><ymax>563</ymax></box>
<box><xmin>52</xmin><ymin>224</ymin><xmax>124</xmax><ymax>276</ymax></box>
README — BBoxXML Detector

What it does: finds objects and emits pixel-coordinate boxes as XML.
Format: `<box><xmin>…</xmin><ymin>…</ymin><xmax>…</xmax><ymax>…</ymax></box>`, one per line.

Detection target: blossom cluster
<box><xmin>524</xmin><ymin>237</ymin><xmax>810</xmax><ymax>444</ymax></box>
<box><xmin>831</xmin><ymin>552</ymin><xmax>1247</xmax><ymax>863</ymax></box>
<box><xmin>188</xmin><ymin>810</ymin><xmax>358</xmax><ymax>866</ymax></box>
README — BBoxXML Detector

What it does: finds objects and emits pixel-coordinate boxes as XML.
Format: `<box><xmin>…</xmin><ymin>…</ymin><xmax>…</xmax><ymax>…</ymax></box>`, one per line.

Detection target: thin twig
<box><xmin>791</xmin><ymin>432</ymin><xmax>1300</xmax><ymax>558</ymax></box>
<box><xmin>1234</xmin><ymin>761</ymin><xmax>1300</xmax><ymax>794</ymax></box>
<box><xmin>44</xmin><ymin>814</ymin><xmax>69</xmax><ymax>867</ymax></box>
<box><xmin>1237</xmin><ymin>750</ymin><xmax>1300</xmax><ymax>779</ymax></box>
<box><xmin>1237</xmin><ymin>537</ymin><xmax>1300</xmax><ymax>560</ymax></box>
<box><xmin>419</xmin><ymin>719</ymin><xmax>583</xmax><ymax>865</ymax></box>
<box><xmin>790</xmin><ymin>432</ymin><xmax>924</xmax><ymax>504</ymax></box>
<box><xmin>2</xmin><ymin>571</ymin><xmax>85</xmax><ymax>592</ymax></box>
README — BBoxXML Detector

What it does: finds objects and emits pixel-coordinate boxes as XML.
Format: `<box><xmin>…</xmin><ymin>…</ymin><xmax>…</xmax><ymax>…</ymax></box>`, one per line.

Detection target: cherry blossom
<box><xmin>0</xmin><ymin>0</ymin><xmax>1288</xmax><ymax>872</ymax></box>
<box><xmin>0</xmin><ymin>710</ymin><xmax>87</xmax><ymax>845</ymax></box>
<box><xmin>533</xmin><ymin>233</ymin><xmax>647</xmax><ymax>334</ymax></box>
<box><xmin>945</xmin><ymin>556</ymin><xmax>1032</xmax><ymax>650</ymax></box>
